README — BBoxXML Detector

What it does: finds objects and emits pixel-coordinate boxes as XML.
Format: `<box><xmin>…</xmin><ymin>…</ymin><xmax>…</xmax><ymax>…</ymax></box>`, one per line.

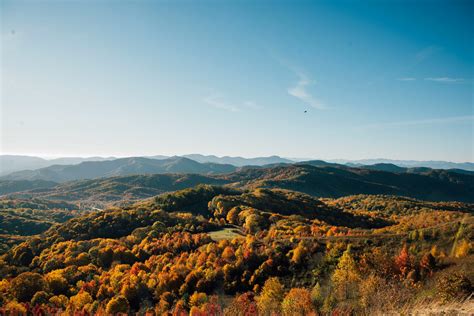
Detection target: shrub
<box><xmin>437</xmin><ymin>272</ymin><xmax>473</xmax><ymax>302</ymax></box>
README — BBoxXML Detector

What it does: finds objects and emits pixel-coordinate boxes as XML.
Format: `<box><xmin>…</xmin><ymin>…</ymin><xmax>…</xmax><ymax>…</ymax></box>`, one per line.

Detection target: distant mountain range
<box><xmin>0</xmin><ymin>154</ymin><xmax>292</xmax><ymax>176</ymax></box>
<box><xmin>2</xmin><ymin>160</ymin><xmax>473</xmax><ymax>204</ymax></box>
<box><xmin>1</xmin><ymin>157</ymin><xmax>236</xmax><ymax>183</ymax></box>
<box><xmin>2</xmin><ymin>154</ymin><xmax>473</xmax><ymax>178</ymax></box>
<box><xmin>331</xmin><ymin>158</ymin><xmax>474</xmax><ymax>171</ymax></box>
<box><xmin>0</xmin><ymin>155</ymin><xmax>115</xmax><ymax>176</ymax></box>
<box><xmin>180</xmin><ymin>154</ymin><xmax>294</xmax><ymax>166</ymax></box>
<box><xmin>355</xmin><ymin>163</ymin><xmax>474</xmax><ymax>175</ymax></box>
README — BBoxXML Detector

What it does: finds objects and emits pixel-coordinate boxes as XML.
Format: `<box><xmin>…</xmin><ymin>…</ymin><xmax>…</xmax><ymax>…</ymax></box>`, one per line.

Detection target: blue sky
<box><xmin>1</xmin><ymin>0</ymin><xmax>473</xmax><ymax>161</ymax></box>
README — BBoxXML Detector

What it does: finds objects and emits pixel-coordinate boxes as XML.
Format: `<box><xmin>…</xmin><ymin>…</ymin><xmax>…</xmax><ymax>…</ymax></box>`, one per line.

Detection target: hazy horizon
<box><xmin>0</xmin><ymin>152</ymin><xmax>473</xmax><ymax>164</ymax></box>
<box><xmin>1</xmin><ymin>0</ymin><xmax>473</xmax><ymax>162</ymax></box>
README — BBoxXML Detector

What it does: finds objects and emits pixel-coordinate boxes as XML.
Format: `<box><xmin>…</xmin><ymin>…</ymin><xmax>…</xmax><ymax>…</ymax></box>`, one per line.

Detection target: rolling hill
<box><xmin>2</xmin><ymin>162</ymin><xmax>473</xmax><ymax>204</ymax></box>
<box><xmin>5</xmin><ymin>174</ymin><xmax>230</xmax><ymax>203</ymax></box>
<box><xmin>1</xmin><ymin>156</ymin><xmax>237</xmax><ymax>183</ymax></box>
<box><xmin>221</xmin><ymin>164</ymin><xmax>474</xmax><ymax>202</ymax></box>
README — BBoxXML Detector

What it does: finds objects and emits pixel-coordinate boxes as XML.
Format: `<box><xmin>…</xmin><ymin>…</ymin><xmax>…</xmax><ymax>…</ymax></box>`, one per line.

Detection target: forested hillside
<box><xmin>0</xmin><ymin>186</ymin><xmax>472</xmax><ymax>314</ymax></box>
<box><xmin>0</xmin><ymin>198</ymin><xmax>82</xmax><ymax>253</ymax></box>
<box><xmin>222</xmin><ymin>164</ymin><xmax>474</xmax><ymax>202</ymax></box>
<box><xmin>5</xmin><ymin>174</ymin><xmax>230</xmax><ymax>204</ymax></box>
<box><xmin>3</xmin><ymin>163</ymin><xmax>474</xmax><ymax>205</ymax></box>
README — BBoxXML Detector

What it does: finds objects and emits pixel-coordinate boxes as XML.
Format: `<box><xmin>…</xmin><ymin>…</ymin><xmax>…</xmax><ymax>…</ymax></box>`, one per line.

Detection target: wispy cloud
<box><xmin>204</xmin><ymin>94</ymin><xmax>262</xmax><ymax>112</ymax></box>
<box><xmin>271</xmin><ymin>55</ymin><xmax>326</xmax><ymax>109</ymax></box>
<box><xmin>397</xmin><ymin>77</ymin><xmax>417</xmax><ymax>81</ymax></box>
<box><xmin>287</xmin><ymin>68</ymin><xmax>325</xmax><ymax>109</ymax></box>
<box><xmin>425</xmin><ymin>77</ymin><xmax>465</xmax><ymax>83</ymax></box>
<box><xmin>360</xmin><ymin>115</ymin><xmax>474</xmax><ymax>129</ymax></box>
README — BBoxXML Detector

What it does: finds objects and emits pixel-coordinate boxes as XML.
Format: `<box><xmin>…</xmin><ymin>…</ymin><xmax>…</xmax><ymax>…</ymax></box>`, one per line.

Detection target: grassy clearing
<box><xmin>208</xmin><ymin>227</ymin><xmax>245</xmax><ymax>241</ymax></box>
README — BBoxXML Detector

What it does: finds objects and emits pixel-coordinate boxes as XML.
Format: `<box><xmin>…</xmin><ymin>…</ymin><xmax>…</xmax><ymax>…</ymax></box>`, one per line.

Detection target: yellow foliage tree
<box><xmin>189</xmin><ymin>292</ymin><xmax>207</xmax><ymax>307</ymax></box>
<box><xmin>4</xmin><ymin>301</ymin><xmax>27</xmax><ymax>314</ymax></box>
<box><xmin>331</xmin><ymin>245</ymin><xmax>360</xmax><ymax>300</ymax></box>
<box><xmin>69</xmin><ymin>291</ymin><xmax>93</xmax><ymax>311</ymax></box>
<box><xmin>256</xmin><ymin>277</ymin><xmax>284</xmax><ymax>316</ymax></box>
<box><xmin>454</xmin><ymin>239</ymin><xmax>471</xmax><ymax>258</ymax></box>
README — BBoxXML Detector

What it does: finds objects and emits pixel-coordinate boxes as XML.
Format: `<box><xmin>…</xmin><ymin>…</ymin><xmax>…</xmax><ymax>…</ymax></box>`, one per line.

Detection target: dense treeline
<box><xmin>0</xmin><ymin>187</ymin><xmax>472</xmax><ymax>314</ymax></box>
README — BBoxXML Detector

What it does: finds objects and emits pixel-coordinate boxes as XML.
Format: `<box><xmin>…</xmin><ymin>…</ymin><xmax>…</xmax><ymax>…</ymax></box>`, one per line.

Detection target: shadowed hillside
<box><xmin>221</xmin><ymin>164</ymin><xmax>474</xmax><ymax>202</ymax></box>
<box><xmin>2</xmin><ymin>163</ymin><xmax>473</xmax><ymax>204</ymax></box>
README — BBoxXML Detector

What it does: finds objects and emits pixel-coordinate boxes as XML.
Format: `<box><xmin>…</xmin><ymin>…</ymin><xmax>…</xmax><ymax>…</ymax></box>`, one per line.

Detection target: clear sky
<box><xmin>1</xmin><ymin>0</ymin><xmax>473</xmax><ymax>162</ymax></box>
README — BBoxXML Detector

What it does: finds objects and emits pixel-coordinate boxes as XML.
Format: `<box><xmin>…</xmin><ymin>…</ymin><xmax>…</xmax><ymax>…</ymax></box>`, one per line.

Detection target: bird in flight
<box><xmin>304</xmin><ymin>110</ymin><xmax>308</xmax><ymax>113</ymax></box>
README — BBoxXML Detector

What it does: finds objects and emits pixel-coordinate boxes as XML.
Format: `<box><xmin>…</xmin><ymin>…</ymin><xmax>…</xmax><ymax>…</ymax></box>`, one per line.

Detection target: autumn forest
<box><xmin>0</xmin><ymin>161</ymin><xmax>472</xmax><ymax>315</ymax></box>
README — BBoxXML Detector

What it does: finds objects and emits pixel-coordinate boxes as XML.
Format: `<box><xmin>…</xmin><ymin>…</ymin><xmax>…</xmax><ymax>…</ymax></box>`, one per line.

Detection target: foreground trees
<box><xmin>0</xmin><ymin>189</ymin><xmax>472</xmax><ymax>314</ymax></box>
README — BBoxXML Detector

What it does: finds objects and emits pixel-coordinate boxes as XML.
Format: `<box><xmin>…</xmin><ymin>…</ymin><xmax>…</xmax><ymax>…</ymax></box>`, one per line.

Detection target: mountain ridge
<box><xmin>3</xmin><ymin>162</ymin><xmax>473</xmax><ymax>204</ymax></box>
<box><xmin>1</xmin><ymin>157</ymin><xmax>236</xmax><ymax>183</ymax></box>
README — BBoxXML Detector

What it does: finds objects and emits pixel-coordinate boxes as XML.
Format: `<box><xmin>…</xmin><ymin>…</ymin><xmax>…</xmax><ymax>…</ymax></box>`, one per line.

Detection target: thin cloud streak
<box><xmin>287</xmin><ymin>69</ymin><xmax>325</xmax><ymax>109</ymax></box>
<box><xmin>397</xmin><ymin>77</ymin><xmax>416</xmax><ymax>81</ymax></box>
<box><xmin>272</xmin><ymin>55</ymin><xmax>326</xmax><ymax>109</ymax></box>
<box><xmin>425</xmin><ymin>77</ymin><xmax>465</xmax><ymax>83</ymax></box>
<box><xmin>360</xmin><ymin>115</ymin><xmax>474</xmax><ymax>129</ymax></box>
